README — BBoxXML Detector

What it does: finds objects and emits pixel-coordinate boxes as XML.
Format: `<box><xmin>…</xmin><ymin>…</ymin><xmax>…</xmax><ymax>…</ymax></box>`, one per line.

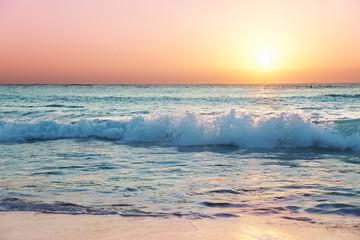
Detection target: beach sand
<box><xmin>0</xmin><ymin>212</ymin><xmax>359</xmax><ymax>240</ymax></box>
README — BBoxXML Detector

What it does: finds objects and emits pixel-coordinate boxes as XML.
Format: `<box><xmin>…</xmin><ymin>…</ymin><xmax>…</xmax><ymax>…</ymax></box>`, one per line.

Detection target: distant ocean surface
<box><xmin>1</xmin><ymin>84</ymin><xmax>360</xmax><ymax>223</ymax></box>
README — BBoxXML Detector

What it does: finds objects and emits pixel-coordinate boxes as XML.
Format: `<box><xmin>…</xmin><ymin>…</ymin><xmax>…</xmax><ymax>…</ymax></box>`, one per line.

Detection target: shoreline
<box><xmin>1</xmin><ymin>211</ymin><xmax>359</xmax><ymax>240</ymax></box>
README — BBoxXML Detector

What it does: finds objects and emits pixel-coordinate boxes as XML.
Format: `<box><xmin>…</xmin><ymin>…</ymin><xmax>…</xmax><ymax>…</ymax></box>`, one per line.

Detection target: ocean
<box><xmin>0</xmin><ymin>84</ymin><xmax>359</xmax><ymax>224</ymax></box>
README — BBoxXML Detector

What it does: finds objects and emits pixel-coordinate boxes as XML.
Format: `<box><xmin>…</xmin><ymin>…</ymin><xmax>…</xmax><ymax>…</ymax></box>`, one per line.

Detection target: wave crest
<box><xmin>1</xmin><ymin>110</ymin><xmax>359</xmax><ymax>150</ymax></box>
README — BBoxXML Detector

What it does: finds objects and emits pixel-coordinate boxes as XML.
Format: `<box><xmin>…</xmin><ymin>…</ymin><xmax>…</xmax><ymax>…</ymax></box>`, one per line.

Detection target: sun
<box><xmin>258</xmin><ymin>52</ymin><xmax>272</xmax><ymax>66</ymax></box>
<box><xmin>249</xmin><ymin>47</ymin><xmax>279</xmax><ymax>72</ymax></box>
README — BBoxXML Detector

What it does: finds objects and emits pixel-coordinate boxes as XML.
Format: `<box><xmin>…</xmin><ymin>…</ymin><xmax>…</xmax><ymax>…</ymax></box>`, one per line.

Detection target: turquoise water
<box><xmin>0</xmin><ymin>84</ymin><xmax>360</xmax><ymax>223</ymax></box>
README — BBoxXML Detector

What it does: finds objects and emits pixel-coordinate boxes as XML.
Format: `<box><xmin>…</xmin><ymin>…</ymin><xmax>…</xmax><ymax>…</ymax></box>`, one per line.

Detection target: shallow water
<box><xmin>0</xmin><ymin>84</ymin><xmax>359</xmax><ymax>223</ymax></box>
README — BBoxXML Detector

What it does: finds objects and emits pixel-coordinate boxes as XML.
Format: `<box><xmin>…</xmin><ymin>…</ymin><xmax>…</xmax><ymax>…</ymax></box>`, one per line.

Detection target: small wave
<box><xmin>324</xmin><ymin>94</ymin><xmax>360</xmax><ymax>98</ymax></box>
<box><xmin>208</xmin><ymin>188</ymin><xmax>255</xmax><ymax>194</ymax></box>
<box><xmin>0</xmin><ymin>111</ymin><xmax>359</xmax><ymax>150</ymax></box>
<box><xmin>201</xmin><ymin>201</ymin><xmax>249</xmax><ymax>208</ymax></box>
<box><xmin>0</xmin><ymin>198</ymin><xmax>162</xmax><ymax>216</ymax></box>
<box><xmin>306</xmin><ymin>203</ymin><xmax>360</xmax><ymax>217</ymax></box>
<box><xmin>0</xmin><ymin>198</ymin><xmax>100</xmax><ymax>214</ymax></box>
<box><xmin>208</xmin><ymin>189</ymin><xmax>242</xmax><ymax>194</ymax></box>
<box><xmin>45</xmin><ymin>104</ymin><xmax>84</xmax><ymax>108</ymax></box>
<box><xmin>0</xmin><ymin>198</ymin><xmax>209</xmax><ymax>218</ymax></box>
<box><xmin>45</xmin><ymin>104</ymin><xmax>65</xmax><ymax>107</ymax></box>
<box><xmin>281</xmin><ymin>216</ymin><xmax>312</xmax><ymax>222</ymax></box>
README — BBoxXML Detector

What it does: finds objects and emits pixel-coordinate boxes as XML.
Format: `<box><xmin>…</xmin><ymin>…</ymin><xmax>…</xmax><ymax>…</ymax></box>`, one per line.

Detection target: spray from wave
<box><xmin>1</xmin><ymin>110</ymin><xmax>359</xmax><ymax>150</ymax></box>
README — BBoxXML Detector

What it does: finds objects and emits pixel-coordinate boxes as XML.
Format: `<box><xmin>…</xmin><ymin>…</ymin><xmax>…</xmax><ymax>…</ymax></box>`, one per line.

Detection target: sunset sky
<box><xmin>1</xmin><ymin>0</ymin><xmax>359</xmax><ymax>84</ymax></box>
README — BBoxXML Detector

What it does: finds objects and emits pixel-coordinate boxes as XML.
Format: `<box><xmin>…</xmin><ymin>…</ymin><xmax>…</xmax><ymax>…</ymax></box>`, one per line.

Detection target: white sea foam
<box><xmin>0</xmin><ymin>110</ymin><xmax>359</xmax><ymax>150</ymax></box>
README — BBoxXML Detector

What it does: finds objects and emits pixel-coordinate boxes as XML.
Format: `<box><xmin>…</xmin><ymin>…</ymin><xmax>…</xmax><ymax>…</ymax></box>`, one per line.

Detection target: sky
<box><xmin>0</xmin><ymin>0</ymin><xmax>360</xmax><ymax>84</ymax></box>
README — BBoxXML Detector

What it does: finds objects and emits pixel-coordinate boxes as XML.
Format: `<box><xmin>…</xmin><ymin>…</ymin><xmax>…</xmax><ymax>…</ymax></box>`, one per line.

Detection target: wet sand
<box><xmin>1</xmin><ymin>211</ymin><xmax>359</xmax><ymax>240</ymax></box>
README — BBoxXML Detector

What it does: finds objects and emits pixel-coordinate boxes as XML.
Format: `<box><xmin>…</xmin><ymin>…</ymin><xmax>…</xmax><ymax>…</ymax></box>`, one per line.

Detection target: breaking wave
<box><xmin>1</xmin><ymin>110</ymin><xmax>359</xmax><ymax>150</ymax></box>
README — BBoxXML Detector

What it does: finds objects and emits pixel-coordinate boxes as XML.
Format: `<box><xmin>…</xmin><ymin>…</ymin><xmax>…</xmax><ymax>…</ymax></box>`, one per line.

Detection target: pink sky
<box><xmin>1</xmin><ymin>0</ymin><xmax>360</xmax><ymax>84</ymax></box>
